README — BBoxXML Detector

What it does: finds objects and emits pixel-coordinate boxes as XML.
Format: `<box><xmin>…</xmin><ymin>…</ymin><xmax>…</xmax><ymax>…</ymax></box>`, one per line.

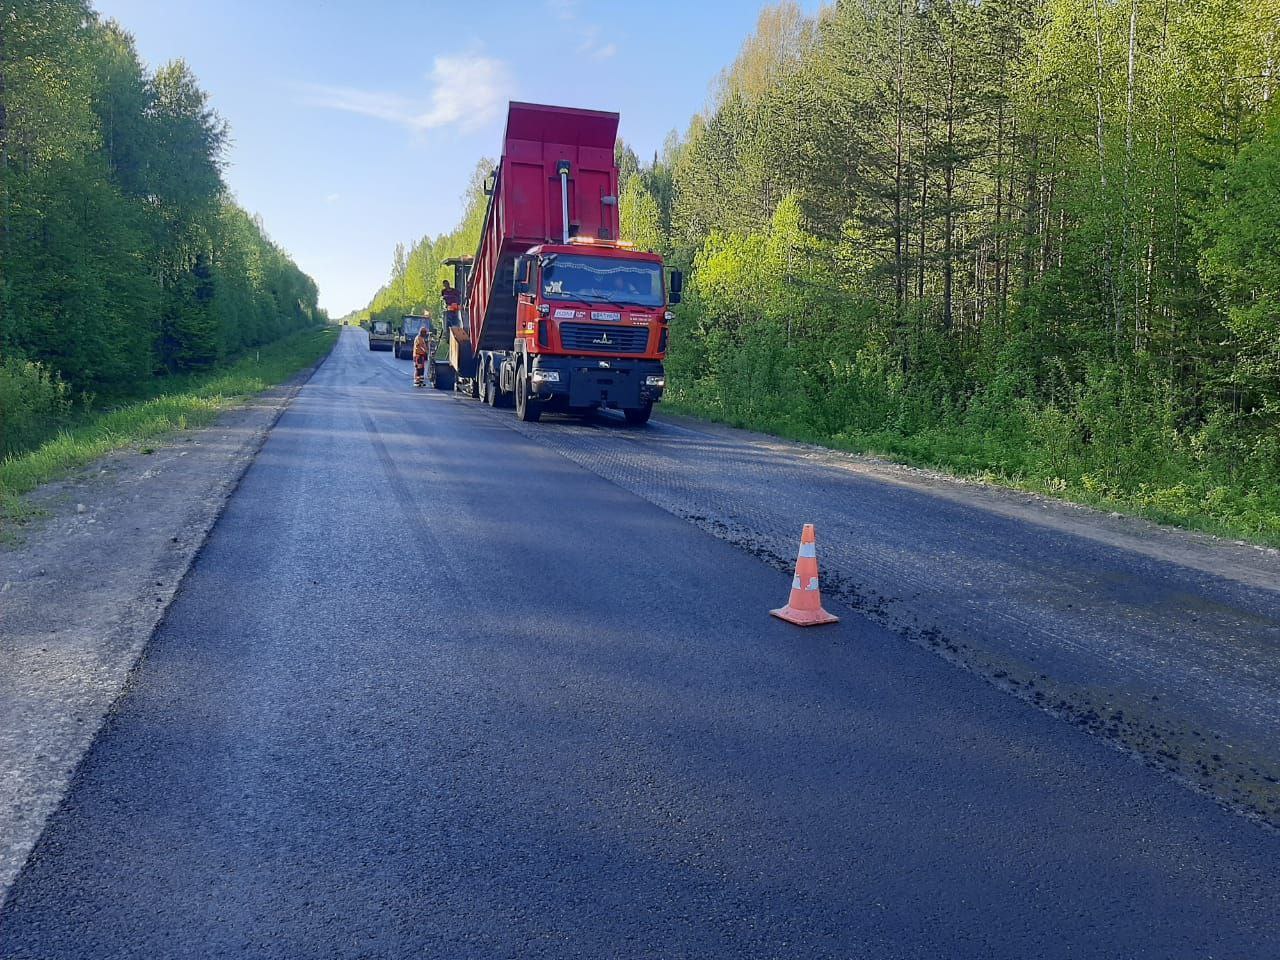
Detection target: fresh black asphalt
<box><xmin>2</xmin><ymin>328</ymin><xmax>1277</xmax><ymax>958</ymax></box>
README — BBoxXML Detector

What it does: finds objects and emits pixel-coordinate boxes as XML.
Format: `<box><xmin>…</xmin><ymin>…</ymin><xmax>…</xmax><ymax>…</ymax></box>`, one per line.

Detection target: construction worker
<box><xmin>412</xmin><ymin>324</ymin><xmax>429</xmax><ymax>388</ymax></box>
<box><xmin>441</xmin><ymin>280</ymin><xmax>461</xmax><ymax>328</ymax></box>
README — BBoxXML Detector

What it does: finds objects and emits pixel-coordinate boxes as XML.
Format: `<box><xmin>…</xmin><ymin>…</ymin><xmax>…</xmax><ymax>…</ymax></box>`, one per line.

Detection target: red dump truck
<box><xmin>438</xmin><ymin>101</ymin><xmax>682</xmax><ymax>424</ymax></box>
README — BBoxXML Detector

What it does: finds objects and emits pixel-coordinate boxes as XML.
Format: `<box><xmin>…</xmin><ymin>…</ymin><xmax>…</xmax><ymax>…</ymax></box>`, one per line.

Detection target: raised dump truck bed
<box><xmin>469</xmin><ymin>103</ymin><xmax>621</xmax><ymax>353</ymax></box>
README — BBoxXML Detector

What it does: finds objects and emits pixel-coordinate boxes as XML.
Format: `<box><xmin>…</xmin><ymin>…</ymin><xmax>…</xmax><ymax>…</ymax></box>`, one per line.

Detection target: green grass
<box><xmin>0</xmin><ymin>327</ymin><xmax>336</xmax><ymax>528</ymax></box>
<box><xmin>663</xmin><ymin>398</ymin><xmax>1280</xmax><ymax>550</ymax></box>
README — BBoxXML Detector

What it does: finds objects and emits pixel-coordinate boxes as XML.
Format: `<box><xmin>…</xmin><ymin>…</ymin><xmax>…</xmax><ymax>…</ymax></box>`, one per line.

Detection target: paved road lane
<box><xmin>503</xmin><ymin>391</ymin><xmax>1280</xmax><ymax>827</ymax></box>
<box><xmin>2</xmin><ymin>328</ymin><xmax>1278</xmax><ymax>958</ymax></box>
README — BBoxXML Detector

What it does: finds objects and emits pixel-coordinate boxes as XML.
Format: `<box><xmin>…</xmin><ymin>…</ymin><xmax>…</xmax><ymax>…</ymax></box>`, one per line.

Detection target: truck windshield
<box><xmin>541</xmin><ymin>255</ymin><xmax>664</xmax><ymax>308</ymax></box>
<box><xmin>372</xmin><ymin>322</ymin><xmax>390</xmax><ymax>334</ymax></box>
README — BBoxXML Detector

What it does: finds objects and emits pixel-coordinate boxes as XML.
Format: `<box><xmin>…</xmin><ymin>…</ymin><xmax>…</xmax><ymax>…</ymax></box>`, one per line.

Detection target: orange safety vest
<box><xmin>413</xmin><ymin>334</ymin><xmax>428</xmax><ymax>361</ymax></box>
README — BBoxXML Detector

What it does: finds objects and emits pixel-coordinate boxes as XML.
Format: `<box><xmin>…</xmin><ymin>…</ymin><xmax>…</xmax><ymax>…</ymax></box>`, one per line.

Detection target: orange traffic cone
<box><xmin>770</xmin><ymin>524</ymin><xmax>839</xmax><ymax>626</ymax></box>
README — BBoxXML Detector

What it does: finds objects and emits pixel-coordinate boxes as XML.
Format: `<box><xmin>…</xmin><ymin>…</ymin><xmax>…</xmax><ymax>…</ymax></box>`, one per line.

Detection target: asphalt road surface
<box><xmin>2</xmin><ymin>327</ymin><xmax>1278</xmax><ymax>958</ymax></box>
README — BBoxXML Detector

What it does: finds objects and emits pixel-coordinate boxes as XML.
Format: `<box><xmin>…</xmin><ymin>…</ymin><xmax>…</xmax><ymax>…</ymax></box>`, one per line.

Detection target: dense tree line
<box><xmin>1</xmin><ymin>2</ymin><xmax>320</xmax><ymax>453</ymax></box>
<box><xmin>364</xmin><ymin>0</ymin><xmax>1280</xmax><ymax>534</ymax></box>
<box><xmin>644</xmin><ymin>0</ymin><xmax>1280</xmax><ymax>534</ymax></box>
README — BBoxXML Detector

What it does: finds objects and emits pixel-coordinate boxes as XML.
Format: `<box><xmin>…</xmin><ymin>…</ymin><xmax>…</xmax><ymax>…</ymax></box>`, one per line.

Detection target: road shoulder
<box><xmin>654</xmin><ymin>410</ymin><xmax>1280</xmax><ymax>592</ymax></box>
<box><xmin>0</xmin><ymin>365</ymin><xmax>318</xmax><ymax>907</ymax></box>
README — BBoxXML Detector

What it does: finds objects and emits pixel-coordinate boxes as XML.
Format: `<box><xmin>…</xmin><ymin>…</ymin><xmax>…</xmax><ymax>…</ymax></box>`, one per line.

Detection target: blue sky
<box><xmin>91</xmin><ymin>0</ymin><xmax>821</xmax><ymax>316</ymax></box>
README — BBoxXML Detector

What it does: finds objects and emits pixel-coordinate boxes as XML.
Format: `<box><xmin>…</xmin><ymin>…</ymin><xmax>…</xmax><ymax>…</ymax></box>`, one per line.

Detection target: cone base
<box><xmin>770</xmin><ymin>605</ymin><xmax>840</xmax><ymax>627</ymax></box>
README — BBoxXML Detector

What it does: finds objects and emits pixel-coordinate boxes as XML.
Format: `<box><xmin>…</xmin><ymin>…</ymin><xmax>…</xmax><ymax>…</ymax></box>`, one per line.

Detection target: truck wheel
<box><xmin>515</xmin><ymin>367</ymin><xmax>541</xmax><ymax>422</ymax></box>
<box><xmin>623</xmin><ymin>402</ymin><xmax>653</xmax><ymax>426</ymax></box>
<box><xmin>368</xmin><ymin>341</ymin><xmax>375</xmax><ymax>351</ymax></box>
<box><xmin>485</xmin><ymin>364</ymin><xmax>501</xmax><ymax>407</ymax></box>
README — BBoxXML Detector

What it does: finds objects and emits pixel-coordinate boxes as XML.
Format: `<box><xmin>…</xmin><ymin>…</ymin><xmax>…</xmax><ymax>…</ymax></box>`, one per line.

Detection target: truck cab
<box><xmin>394</xmin><ymin>315</ymin><xmax>430</xmax><ymax>360</ymax></box>
<box><xmin>505</xmin><ymin>240</ymin><xmax>676</xmax><ymax>423</ymax></box>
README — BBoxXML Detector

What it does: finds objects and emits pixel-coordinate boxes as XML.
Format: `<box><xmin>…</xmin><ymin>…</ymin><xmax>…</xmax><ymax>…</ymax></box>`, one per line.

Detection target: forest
<box><xmin>364</xmin><ymin>0</ymin><xmax>1280</xmax><ymax>540</ymax></box>
<box><xmin>0</xmin><ymin>1</ymin><xmax>322</xmax><ymax>458</ymax></box>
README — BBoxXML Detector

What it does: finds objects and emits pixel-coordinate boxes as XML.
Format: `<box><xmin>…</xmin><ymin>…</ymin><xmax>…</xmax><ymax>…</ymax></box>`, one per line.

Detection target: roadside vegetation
<box><xmin>0</xmin><ymin>3</ymin><xmax>323</xmax><ymax>465</ymax></box>
<box><xmin>0</xmin><ymin>326</ymin><xmax>334</xmax><ymax>527</ymax></box>
<box><xmin>365</xmin><ymin>0</ymin><xmax>1280</xmax><ymax>546</ymax></box>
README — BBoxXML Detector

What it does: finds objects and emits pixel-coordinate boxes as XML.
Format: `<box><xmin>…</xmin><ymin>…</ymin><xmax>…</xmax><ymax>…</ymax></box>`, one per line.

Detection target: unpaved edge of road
<box><xmin>654</xmin><ymin>411</ymin><xmax>1280</xmax><ymax>590</ymax></box>
<box><xmin>0</xmin><ymin>350</ymin><xmax>330</xmax><ymax>909</ymax></box>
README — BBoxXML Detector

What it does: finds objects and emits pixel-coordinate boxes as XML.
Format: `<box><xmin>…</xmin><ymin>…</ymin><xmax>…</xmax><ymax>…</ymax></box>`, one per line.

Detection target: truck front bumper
<box><xmin>529</xmin><ymin>356</ymin><xmax>665</xmax><ymax>409</ymax></box>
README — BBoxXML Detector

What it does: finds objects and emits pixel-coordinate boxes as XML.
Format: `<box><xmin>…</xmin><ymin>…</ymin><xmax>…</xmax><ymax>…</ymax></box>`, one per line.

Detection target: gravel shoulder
<box><xmin>0</xmin><ymin>365</ymin><xmax>320</xmax><ymax>907</ymax></box>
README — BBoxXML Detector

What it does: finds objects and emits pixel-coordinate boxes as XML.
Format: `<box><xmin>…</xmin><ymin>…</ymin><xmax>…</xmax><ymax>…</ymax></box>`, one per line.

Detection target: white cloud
<box><xmin>298</xmin><ymin>53</ymin><xmax>512</xmax><ymax>135</ymax></box>
<box><xmin>418</xmin><ymin>54</ymin><xmax>510</xmax><ymax>131</ymax></box>
<box><xmin>324</xmin><ymin>193</ymin><xmax>341</xmax><ymax>204</ymax></box>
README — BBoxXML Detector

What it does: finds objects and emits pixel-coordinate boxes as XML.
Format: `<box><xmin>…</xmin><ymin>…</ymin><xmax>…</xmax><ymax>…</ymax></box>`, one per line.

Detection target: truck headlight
<box><xmin>645</xmin><ymin>375</ymin><xmax>666</xmax><ymax>388</ymax></box>
<box><xmin>531</xmin><ymin>370</ymin><xmax>560</xmax><ymax>383</ymax></box>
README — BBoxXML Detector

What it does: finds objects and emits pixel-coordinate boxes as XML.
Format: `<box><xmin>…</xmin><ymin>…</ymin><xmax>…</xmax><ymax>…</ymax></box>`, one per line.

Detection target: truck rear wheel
<box><xmin>481</xmin><ymin>358</ymin><xmax>506</xmax><ymax>407</ymax></box>
<box><xmin>623</xmin><ymin>401</ymin><xmax>653</xmax><ymax>426</ymax></box>
<box><xmin>515</xmin><ymin>367</ymin><xmax>541</xmax><ymax>422</ymax></box>
<box><xmin>485</xmin><ymin>362</ymin><xmax>502</xmax><ymax>407</ymax></box>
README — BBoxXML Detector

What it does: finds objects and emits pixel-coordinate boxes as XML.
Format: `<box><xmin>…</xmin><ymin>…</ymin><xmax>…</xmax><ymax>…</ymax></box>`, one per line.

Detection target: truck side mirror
<box><xmin>669</xmin><ymin>269</ymin><xmax>684</xmax><ymax>305</ymax></box>
<box><xmin>513</xmin><ymin>257</ymin><xmax>529</xmax><ymax>296</ymax></box>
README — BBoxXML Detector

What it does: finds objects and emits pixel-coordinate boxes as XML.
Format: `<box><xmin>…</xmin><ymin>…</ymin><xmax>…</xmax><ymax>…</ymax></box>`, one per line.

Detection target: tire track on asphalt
<box><xmin>356</xmin><ymin>406</ymin><xmax>467</xmax><ymax>595</ymax></box>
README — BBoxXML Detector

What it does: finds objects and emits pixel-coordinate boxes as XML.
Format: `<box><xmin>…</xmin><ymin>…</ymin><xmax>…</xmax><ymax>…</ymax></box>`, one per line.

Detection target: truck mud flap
<box><xmin>569</xmin><ymin>366</ymin><xmax>641</xmax><ymax>408</ymax></box>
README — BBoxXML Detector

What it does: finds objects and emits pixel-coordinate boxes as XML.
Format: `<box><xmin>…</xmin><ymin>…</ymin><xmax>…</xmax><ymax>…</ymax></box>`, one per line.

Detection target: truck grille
<box><xmin>559</xmin><ymin>323</ymin><xmax>649</xmax><ymax>354</ymax></box>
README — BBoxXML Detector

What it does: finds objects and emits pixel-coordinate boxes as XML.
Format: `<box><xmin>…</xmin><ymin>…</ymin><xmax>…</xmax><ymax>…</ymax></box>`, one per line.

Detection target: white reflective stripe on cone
<box><xmin>798</xmin><ymin>543</ymin><xmax>817</xmax><ymax>558</ymax></box>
